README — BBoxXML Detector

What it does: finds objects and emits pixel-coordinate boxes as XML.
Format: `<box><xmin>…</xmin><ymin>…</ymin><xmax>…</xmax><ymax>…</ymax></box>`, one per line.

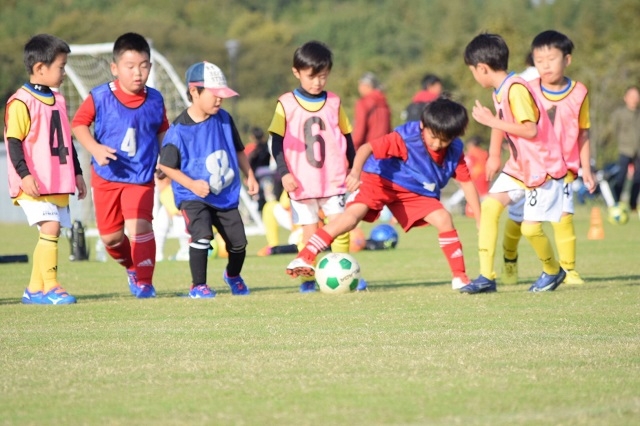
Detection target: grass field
<box><xmin>1</xmin><ymin>205</ymin><xmax>639</xmax><ymax>425</ymax></box>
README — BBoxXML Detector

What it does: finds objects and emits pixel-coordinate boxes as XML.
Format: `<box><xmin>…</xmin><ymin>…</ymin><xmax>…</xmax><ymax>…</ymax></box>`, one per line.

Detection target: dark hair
<box><xmin>466</xmin><ymin>135</ymin><xmax>483</xmax><ymax>147</ymax></box>
<box><xmin>421</xmin><ymin>74</ymin><xmax>441</xmax><ymax>90</ymax></box>
<box><xmin>113</xmin><ymin>32</ymin><xmax>150</xmax><ymax>62</ymax></box>
<box><xmin>23</xmin><ymin>34</ymin><xmax>70</xmax><ymax>75</ymax></box>
<box><xmin>186</xmin><ymin>86</ymin><xmax>205</xmax><ymax>102</ymax></box>
<box><xmin>464</xmin><ymin>33</ymin><xmax>509</xmax><ymax>71</ymax></box>
<box><xmin>421</xmin><ymin>98</ymin><xmax>468</xmax><ymax>141</ymax></box>
<box><xmin>293</xmin><ymin>40</ymin><xmax>333</xmax><ymax>74</ymax></box>
<box><xmin>251</xmin><ymin>126</ymin><xmax>265</xmax><ymax>141</ymax></box>
<box><xmin>531</xmin><ymin>30</ymin><xmax>574</xmax><ymax>56</ymax></box>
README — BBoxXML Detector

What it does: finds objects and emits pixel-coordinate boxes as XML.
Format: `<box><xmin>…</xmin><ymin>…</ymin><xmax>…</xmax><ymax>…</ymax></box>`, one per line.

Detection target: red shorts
<box><xmin>91</xmin><ymin>170</ymin><xmax>155</xmax><ymax>234</ymax></box>
<box><xmin>349</xmin><ymin>172</ymin><xmax>445</xmax><ymax>232</ymax></box>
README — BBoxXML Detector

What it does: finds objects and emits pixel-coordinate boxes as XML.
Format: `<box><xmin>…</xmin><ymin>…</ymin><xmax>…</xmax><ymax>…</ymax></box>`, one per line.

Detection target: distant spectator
<box><xmin>248</xmin><ymin>126</ymin><xmax>281</xmax><ymax>212</ymax></box>
<box><xmin>247</xmin><ymin>127</ymin><xmax>271</xmax><ymax>173</ymax></box>
<box><xmin>403</xmin><ymin>73</ymin><xmax>443</xmax><ymax>122</ymax></box>
<box><xmin>352</xmin><ymin>72</ymin><xmax>391</xmax><ymax>150</ymax></box>
<box><xmin>604</xmin><ymin>86</ymin><xmax>640</xmax><ymax>213</ymax></box>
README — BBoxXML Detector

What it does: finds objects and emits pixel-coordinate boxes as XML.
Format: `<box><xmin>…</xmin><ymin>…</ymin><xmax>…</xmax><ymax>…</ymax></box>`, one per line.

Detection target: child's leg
<box><xmin>29</xmin><ymin>221</ymin><xmax>62</xmax><ymax>293</ymax></box>
<box><xmin>521</xmin><ymin>221</ymin><xmax>560</xmax><ymax>274</ymax></box>
<box><xmin>261</xmin><ymin>200</ymin><xmax>281</xmax><ymax>248</ymax></box>
<box><xmin>503</xmin><ymin>198</ymin><xmax>524</xmax><ymax>262</ymax></box>
<box><xmin>552</xmin><ymin>212</ymin><xmax>576</xmax><ymax>272</ymax></box>
<box><xmin>425</xmin><ymin>208</ymin><xmax>467</xmax><ymax>281</ymax></box>
<box><xmin>477</xmin><ymin>194</ymin><xmax>509</xmax><ymax>279</ymax></box>
<box><xmin>125</xmin><ymin>218</ymin><xmax>156</xmax><ymax>285</ymax></box>
<box><xmin>213</xmin><ymin>209</ymin><xmax>248</xmax><ymax>277</ymax></box>
<box><xmin>153</xmin><ymin>206</ymin><xmax>171</xmax><ymax>262</ymax></box>
<box><xmin>297</xmin><ymin>203</ymin><xmax>369</xmax><ymax>263</ymax></box>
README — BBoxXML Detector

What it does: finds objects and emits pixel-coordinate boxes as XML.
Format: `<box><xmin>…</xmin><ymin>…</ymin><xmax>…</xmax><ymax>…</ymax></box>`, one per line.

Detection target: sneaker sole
<box><xmin>286</xmin><ymin>267</ymin><xmax>315</xmax><ymax>278</ymax></box>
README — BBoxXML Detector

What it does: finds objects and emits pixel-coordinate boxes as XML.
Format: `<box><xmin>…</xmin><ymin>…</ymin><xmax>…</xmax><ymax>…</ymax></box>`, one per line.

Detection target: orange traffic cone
<box><xmin>587</xmin><ymin>207</ymin><xmax>605</xmax><ymax>240</ymax></box>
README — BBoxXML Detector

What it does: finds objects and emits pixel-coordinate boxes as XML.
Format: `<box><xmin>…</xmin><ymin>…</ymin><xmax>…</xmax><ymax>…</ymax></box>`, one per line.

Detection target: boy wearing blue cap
<box><xmin>158</xmin><ymin>61</ymin><xmax>259</xmax><ymax>298</ymax></box>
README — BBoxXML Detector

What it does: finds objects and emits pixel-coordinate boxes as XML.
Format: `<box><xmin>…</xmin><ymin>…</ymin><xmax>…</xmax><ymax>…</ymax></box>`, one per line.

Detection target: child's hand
<box><xmin>345</xmin><ymin>173</ymin><xmax>361</xmax><ymax>193</ymax></box>
<box><xmin>472</xmin><ymin>100</ymin><xmax>496</xmax><ymax>127</ymax></box>
<box><xmin>91</xmin><ymin>144</ymin><xmax>118</xmax><ymax>166</ymax></box>
<box><xmin>582</xmin><ymin>171</ymin><xmax>597</xmax><ymax>194</ymax></box>
<box><xmin>21</xmin><ymin>175</ymin><xmax>40</xmax><ymax>197</ymax></box>
<box><xmin>75</xmin><ymin>175</ymin><xmax>88</xmax><ymax>200</ymax></box>
<box><xmin>486</xmin><ymin>155</ymin><xmax>502</xmax><ymax>181</ymax></box>
<box><xmin>245</xmin><ymin>175</ymin><xmax>260</xmax><ymax>196</ymax></box>
<box><xmin>281</xmin><ymin>174</ymin><xmax>298</xmax><ymax>193</ymax></box>
<box><xmin>190</xmin><ymin>179</ymin><xmax>211</xmax><ymax>198</ymax></box>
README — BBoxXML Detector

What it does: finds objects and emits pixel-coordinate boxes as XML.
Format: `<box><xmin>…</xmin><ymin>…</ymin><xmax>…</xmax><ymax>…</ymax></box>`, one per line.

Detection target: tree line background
<box><xmin>1</xmin><ymin>0</ymin><xmax>639</xmax><ymax>166</ymax></box>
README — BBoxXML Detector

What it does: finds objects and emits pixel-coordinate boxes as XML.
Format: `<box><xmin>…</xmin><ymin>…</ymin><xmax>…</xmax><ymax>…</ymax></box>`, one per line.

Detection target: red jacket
<box><xmin>353</xmin><ymin>89</ymin><xmax>391</xmax><ymax>150</ymax></box>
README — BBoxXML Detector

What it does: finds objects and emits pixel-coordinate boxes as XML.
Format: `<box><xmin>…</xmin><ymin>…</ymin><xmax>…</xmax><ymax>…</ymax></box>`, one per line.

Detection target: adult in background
<box><xmin>604</xmin><ymin>86</ymin><xmax>640</xmax><ymax>215</ymax></box>
<box><xmin>403</xmin><ymin>73</ymin><xmax>443</xmax><ymax>122</ymax></box>
<box><xmin>352</xmin><ymin>72</ymin><xmax>391</xmax><ymax>150</ymax></box>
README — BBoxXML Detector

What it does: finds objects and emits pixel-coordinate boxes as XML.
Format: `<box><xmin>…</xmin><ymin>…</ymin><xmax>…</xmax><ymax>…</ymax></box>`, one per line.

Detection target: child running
<box><xmin>286</xmin><ymin>98</ymin><xmax>481</xmax><ymax>290</ymax></box>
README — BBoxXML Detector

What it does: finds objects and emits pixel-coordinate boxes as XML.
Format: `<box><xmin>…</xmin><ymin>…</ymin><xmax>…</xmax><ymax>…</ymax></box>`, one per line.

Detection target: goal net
<box><xmin>61</xmin><ymin>42</ymin><xmax>264</xmax><ymax>236</ymax></box>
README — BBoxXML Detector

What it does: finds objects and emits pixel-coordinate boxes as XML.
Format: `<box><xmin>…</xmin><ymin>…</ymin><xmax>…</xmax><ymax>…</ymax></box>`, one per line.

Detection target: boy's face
<box><xmin>292</xmin><ymin>67</ymin><xmax>330</xmax><ymax>95</ymax></box>
<box><xmin>111</xmin><ymin>50</ymin><xmax>151</xmax><ymax>95</ymax></box>
<box><xmin>32</xmin><ymin>53</ymin><xmax>68</xmax><ymax>88</ymax></box>
<box><xmin>189</xmin><ymin>87</ymin><xmax>223</xmax><ymax>117</ymax></box>
<box><xmin>532</xmin><ymin>46</ymin><xmax>570</xmax><ymax>87</ymax></box>
<box><xmin>420</xmin><ymin>125</ymin><xmax>451</xmax><ymax>152</ymax></box>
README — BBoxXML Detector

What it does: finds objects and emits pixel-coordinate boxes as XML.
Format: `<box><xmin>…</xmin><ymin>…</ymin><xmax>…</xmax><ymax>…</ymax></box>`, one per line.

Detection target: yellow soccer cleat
<box><xmin>563</xmin><ymin>269</ymin><xmax>585</xmax><ymax>285</ymax></box>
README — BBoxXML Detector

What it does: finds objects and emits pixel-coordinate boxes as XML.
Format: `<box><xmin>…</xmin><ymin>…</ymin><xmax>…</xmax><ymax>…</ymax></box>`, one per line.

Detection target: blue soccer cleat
<box><xmin>529</xmin><ymin>269</ymin><xmax>566</xmax><ymax>292</ymax></box>
<box><xmin>22</xmin><ymin>289</ymin><xmax>44</xmax><ymax>304</ymax></box>
<box><xmin>188</xmin><ymin>284</ymin><xmax>216</xmax><ymax>299</ymax></box>
<box><xmin>40</xmin><ymin>287</ymin><xmax>77</xmax><ymax>305</ymax></box>
<box><xmin>299</xmin><ymin>280</ymin><xmax>317</xmax><ymax>293</ymax></box>
<box><xmin>356</xmin><ymin>278</ymin><xmax>368</xmax><ymax>292</ymax></box>
<box><xmin>135</xmin><ymin>284</ymin><xmax>156</xmax><ymax>299</ymax></box>
<box><xmin>127</xmin><ymin>269</ymin><xmax>138</xmax><ymax>296</ymax></box>
<box><xmin>223</xmin><ymin>272</ymin><xmax>250</xmax><ymax>296</ymax></box>
<box><xmin>459</xmin><ymin>275</ymin><xmax>497</xmax><ymax>294</ymax></box>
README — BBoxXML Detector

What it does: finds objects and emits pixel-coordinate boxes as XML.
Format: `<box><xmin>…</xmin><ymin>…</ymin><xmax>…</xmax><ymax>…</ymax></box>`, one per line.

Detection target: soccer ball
<box><xmin>314</xmin><ymin>253</ymin><xmax>361</xmax><ymax>294</ymax></box>
<box><xmin>368</xmin><ymin>224</ymin><xmax>399</xmax><ymax>249</ymax></box>
<box><xmin>608</xmin><ymin>205</ymin><xmax>629</xmax><ymax>225</ymax></box>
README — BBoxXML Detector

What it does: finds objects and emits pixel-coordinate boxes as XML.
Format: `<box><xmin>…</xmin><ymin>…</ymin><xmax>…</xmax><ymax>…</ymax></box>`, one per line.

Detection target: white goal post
<box><xmin>60</xmin><ymin>42</ymin><xmax>264</xmax><ymax>236</ymax></box>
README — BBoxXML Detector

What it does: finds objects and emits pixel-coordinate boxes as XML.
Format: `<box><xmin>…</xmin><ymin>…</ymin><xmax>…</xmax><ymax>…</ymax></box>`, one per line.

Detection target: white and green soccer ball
<box><xmin>608</xmin><ymin>205</ymin><xmax>630</xmax><ymax>225</ymax></box>
<box><xmin>314</xmin><ymin>253</ymin><xmax>361</xmax><ymax>294</ymax></box>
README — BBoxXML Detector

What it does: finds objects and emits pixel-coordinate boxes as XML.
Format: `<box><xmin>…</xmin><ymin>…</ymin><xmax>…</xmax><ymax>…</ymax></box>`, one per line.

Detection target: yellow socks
<box><xmin>28</xmin><ymin>233</ymin><xmax>59</xmax><ymax>293</ymax></box>
<box><xmin>478</xmin><ymin>197</ymin><xmax>505</xmax><ymax>279</ymax></box>
<box><xmin>330</xmin><ymin>230</ymin><xmax>350</xmax><ymax>254</ymax></box>
<box><xmin>520</xmin><ymin>222</ymin><xmax>560</xmax><ymax>275</ymax></box>
<box><xmin>551</xmin><ymin>214</ymin><xmax>576</xmax><ymax>271</ymax></box>
<box><xmin>503</xmin><ymin>218</ymin><xmax>522</xmax><ymax>261</ymax></box>
<box><xmin>261</xmin><ymin>200</ymin><xmax>280</xmax><ymax>247</ymax></box>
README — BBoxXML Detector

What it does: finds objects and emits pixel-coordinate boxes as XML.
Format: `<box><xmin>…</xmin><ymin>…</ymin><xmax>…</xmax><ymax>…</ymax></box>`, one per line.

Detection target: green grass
<box><xmin>1</xmin><ymin>205</ymin><xmax>639</xmax><ymax>425</ymax></box>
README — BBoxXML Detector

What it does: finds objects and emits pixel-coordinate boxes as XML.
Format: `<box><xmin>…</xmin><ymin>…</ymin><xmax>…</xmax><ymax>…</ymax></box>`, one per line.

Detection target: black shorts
<box><xmin>181</xmin><ymin>201</ymin><xmax>247</xmax><ymax>252</ymax></box>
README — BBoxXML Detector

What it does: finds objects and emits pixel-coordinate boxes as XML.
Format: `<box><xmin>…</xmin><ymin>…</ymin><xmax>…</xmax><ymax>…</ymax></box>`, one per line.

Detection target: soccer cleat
<box><xmin>135</xmin><ymin>284</ymin><xmax>156</xmax><ymax>299</ymax></box>
<box><xmin>127</xmin><ymin>270</ymin><xmax>138</xmax><ymax>296</ymax></box>
<box><xmin>563</xmin><ymin>270</ymin><xmax>585</xmax><ymax>285</ymax></box>
<box><xmin>501</xmin><ymin>257</ymin><xmax>518</xmax><ymax>285</ymax></box>
<box><xmin>299</xmin><ymin>280</ymin><xmax>317</xmax><ymax>293</ymax></box>
<box><xmin>256</xmin><ymin>246</ymin><xmax>272</xmax><ymax>257</ymax></box>
<box><xmin>40</xmin><ymin>287</ymin><xmax>77</xmax><ymax>305</ymax></box>
<box><xmin>451</xmin><ymin>276</ymin><xmax>470</xmax><ymax>290</ymax></box>
<box><xmin>459</xmin><ymin>275</ymin><xmax>497</xmax><ymax>294</ymax></box>
<box><xmin>286</xmin><ymin>257</ymin><xmax>315</xmax><ymax>278</ymax></box>
<box><xmin>528</xmin><ymin>269</ymin><xmax>566</xmax><ymax>292</ymax></box>
<box><xmin>356</xmin><ymin>278</ymin><xmax>368</xmax><ymax>292</ymax></box>
<box><xmin>22</xmin><ymin>289</ymin><xmax>44</xmax><ymax>304</ymax></box>
<box><xmin>188</xmin><ymin>284</ymin><xmax>216</xmax><ymax>299</ymax></box>
<box><xmin>223</xmin><ymin>272</ymin><xmax>250</xmax><ymax>295</ymax></box>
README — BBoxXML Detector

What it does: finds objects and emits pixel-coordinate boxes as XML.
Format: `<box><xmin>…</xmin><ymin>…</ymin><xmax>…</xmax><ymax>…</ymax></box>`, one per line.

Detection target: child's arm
<box><xmin>72</xmin><ymin>125</ymin><xmax>118</xmax><ymax>166</ymax></box>
<box><xmin>157</xmin><ymin>164</ymin><xmax>210</xmax><ymax>199</ymax></box>
<box><xmin>345</xmin><ymin>143</ymin><xmax>374</xmax><ymax>193</ymax></box>
<box><xmin>486</xmin><ymin>128</ymin><xmax>504</xmax><ymax>181</ymax></box>
<box><xmin>472</xmin><ymin>100</ymin><xmax>538</xmax><ymax>139</ymax></box>
<box><xmin>236</xmin><ymin>150</ymin><xmax>259</xmax><ymax>196</ymax></box>
<box><xmin>459</xmin><ymin>179</ymin><xmax>481</xmax><ymax>229</ymax></box>
<box><xmin>578</xmin><ymin>129</ymin><xmax>596</xmax><ymax>193</ymax></box>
